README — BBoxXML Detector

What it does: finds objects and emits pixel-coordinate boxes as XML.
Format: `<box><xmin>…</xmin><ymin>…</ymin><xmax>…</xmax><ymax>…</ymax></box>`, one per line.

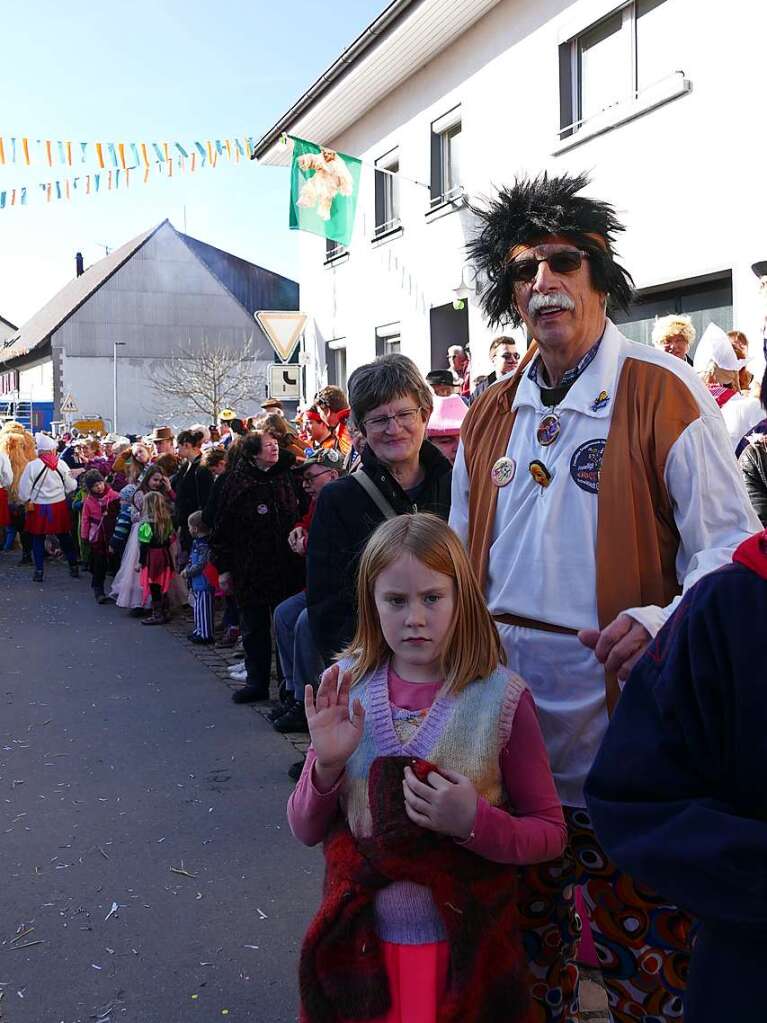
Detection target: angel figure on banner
<box><xmin>296</xmin><ymin>147</ymin><xmax>355</xmax><ymax>221</ymax></box>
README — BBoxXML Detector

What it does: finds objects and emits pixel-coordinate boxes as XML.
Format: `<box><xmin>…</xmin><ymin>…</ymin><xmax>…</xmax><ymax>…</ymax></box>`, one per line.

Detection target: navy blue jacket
<box><xmin>585</xmin><ymin>557</ymin><xmax>767</xmax><ymax>1023</ymax></box>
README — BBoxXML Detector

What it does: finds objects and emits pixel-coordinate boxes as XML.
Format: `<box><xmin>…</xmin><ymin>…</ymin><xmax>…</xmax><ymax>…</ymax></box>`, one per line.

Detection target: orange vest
<box><xmin>460</xmin><ymin>339</ymin><xmax>701</xmax><ymax>712</ymax></box>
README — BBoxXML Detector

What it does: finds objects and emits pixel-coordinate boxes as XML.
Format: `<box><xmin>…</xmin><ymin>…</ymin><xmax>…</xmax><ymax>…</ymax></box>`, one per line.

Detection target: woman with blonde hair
<box><xmin>289</xmin><ymin>513</ymin><xmax>565</xmax><ymax>1023</ymax></box>
<box><xmin>0</xmin><ymin>421</ymin><xmax>36</xmax><ymax>560</ymax></box>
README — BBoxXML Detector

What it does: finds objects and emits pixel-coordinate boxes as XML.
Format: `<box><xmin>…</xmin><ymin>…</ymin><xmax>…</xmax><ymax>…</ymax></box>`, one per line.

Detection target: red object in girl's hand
<box><xmin>408</xmin><ymin>757</ymin><xmax>441</xmax><ymax>784</ymax></box>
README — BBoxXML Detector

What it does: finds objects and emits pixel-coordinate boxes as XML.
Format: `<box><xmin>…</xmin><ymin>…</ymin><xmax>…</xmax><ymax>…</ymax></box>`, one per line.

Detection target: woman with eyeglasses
<box><xmin>306</xmin><ymin>354</ymin><xmax>453</xmax><ymax>666</ymax></box>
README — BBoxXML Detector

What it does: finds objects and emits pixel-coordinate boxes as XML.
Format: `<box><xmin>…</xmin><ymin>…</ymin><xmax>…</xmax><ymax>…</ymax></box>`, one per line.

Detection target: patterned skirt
<box><xmin>24</xmin><ymin>500</ymin><xmax>72</xmax><ymax>535</ymax></box>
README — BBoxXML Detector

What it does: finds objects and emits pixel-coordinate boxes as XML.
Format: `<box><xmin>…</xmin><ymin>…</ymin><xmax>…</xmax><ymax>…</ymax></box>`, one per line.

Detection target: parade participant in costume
<box><xmin>18</xmin><ymin>433</ymin><xmax>79</xmax><ymax>583</ymax></box>
<box><xmin>453</xmin><ymin>172</ymin><xmax>760</xmax><ymax>1021</ymax></box>
<box><xmin>137</xmin><ymin>491</ymin><xmax>177</xmax><ymax>626</ymax></box>
<box><xmin>182</xmin><ymin>511</ymin><xmax>215</xmax><ymax>643</ymax></box>
<box><xmin>110</xmin><ymin>465</ymin><xmax>177</xmax><ymax>614</ymax></box>
<box><xmin>585</xmin><ymin>530</ymin><xmax>767</xmax><ymax>1023</ymax></box>
<box><xmin>738</xmin><ymin>362</ymin><xmax>767</xmax><ymax>524</ymax></box>
<box><xmin>304</xmin><ymin>407</ymin><xmax>336</xmax><ymax>451</ymax></box>
<box><xmin>315</xmin><ymin>385</ymin><xmax>352</xmax><ymax>456</ymax></box>
<box><xmin>425</xmin><ymin>395</ymin><xmax>467</xmax><ymax>465</ymax></box>
<box><xmin>80</xmin><ymin>469</ymin><xmax>120</xmax><ymax>603</ymax></box>
<box><xmin>217</xmin><ymin>409</ymin><xmax>239</xmax><ymax>448</ymax></box>
<box><xmin>694</xmin><ymin>322</ymin><xmax>763</xmax><ymax>448</ymax></box>
<box><xmin>149</xmin><ymin>425</ymin><xmax>179</xmax><ymax>478</ymax></box>
<box><xmin>651</xmin><ymin>313</ymin><xmax>695</xmax><ymax>364</ymax></box>
<box><xmin>0</xmin><ymin>421</ymin><xmax>37</xmax><ymax>561</ymax></box>
<box><xmin>289</xmin><ymin>513</ymin><xmax>565</xmax><ymax>1023</ymax></box>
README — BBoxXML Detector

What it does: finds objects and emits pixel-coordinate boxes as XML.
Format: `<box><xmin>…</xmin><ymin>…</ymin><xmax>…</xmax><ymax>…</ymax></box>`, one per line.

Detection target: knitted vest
<box><xmin>341</xmin><ymin>661</ymin><xmax>526</xmax><ymax>839</ymax></box>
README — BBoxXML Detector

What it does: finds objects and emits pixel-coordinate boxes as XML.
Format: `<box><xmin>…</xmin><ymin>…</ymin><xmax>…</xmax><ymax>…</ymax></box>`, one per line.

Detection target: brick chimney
<box><xmin>75</xmin><ymin>252</ymin><xmax>84</xmax><ymax>277</ymax></box>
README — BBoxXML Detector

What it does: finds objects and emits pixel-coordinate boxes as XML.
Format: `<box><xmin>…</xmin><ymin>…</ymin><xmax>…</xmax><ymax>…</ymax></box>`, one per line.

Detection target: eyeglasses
<box><xmin>302</xmin><ymin>468</ymin><xmax>332</xmax><ymax>485</ymax></box>
<box><xmin>499</xmin><ymin>351</ymin><xmax>520</xmax><ymax>361</ymax></box>
<box><xmin>507</xmin><ymin>249</ymin><xmax>590</xmax><ymax>284</ymax></box>
<box><xmin>363</xmin><ymin>407</ymin><xmax>422</xmax><ymax>433</ymax></box>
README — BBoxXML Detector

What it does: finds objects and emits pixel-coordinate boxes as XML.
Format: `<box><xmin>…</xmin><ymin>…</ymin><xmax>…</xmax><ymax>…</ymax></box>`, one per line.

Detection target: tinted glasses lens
<box><xmin>509</xmin><ymin>259</ymin><xmax>538</xmax><ymax>283</ymax></box>
<box><xmin>548</xmin><ymin>251</ymin><xmax>583</xmax><ymax>273</ymax></box>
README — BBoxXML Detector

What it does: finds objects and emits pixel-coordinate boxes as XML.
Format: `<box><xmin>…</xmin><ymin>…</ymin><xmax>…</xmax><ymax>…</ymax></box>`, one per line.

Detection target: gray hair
<box><xmin>348</xmin><ymin>354</ymin><xmax>433</xmax><ymax>433</ymax></box>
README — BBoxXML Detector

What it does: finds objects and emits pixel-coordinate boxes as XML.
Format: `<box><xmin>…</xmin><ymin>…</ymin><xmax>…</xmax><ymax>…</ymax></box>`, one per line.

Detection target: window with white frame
<box><xmin>374</xmin><ymin>148</ymin><xmax>401</xmax><ymax>237</ymax></box>
<box><xmin>327</xmin><ymin>339</ymin><xmax>347</xmax><ymax>389</ymax></box>
<box><xmin>325</xmin><ymin>236</ymin><xmax>347</xmax><ymax>262</ymax></box>
<box><xmin>375</xmin><ymin>322</ymin><xmax>401</xmax><ymax>357</ymax></box>
<box><xmin>559</xmin><ymin>0</ymin><xmax>681</xmax><ymax>139</ymax></box>
<box><xmin>430</xmin><ymin>106</ymin><xmax>462</xmax><ymax>207</ymax></box>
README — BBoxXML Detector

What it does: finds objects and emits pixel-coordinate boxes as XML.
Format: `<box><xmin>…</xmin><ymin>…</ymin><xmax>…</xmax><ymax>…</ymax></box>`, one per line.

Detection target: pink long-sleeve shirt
<box><xmin>288</xmin><ymin>667</ymin><xmax>566</xmax><ymax>865</ymax></box>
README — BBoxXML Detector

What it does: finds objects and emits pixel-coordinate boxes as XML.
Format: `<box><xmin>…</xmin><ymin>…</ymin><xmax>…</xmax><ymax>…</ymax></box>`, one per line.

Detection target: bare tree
<box><xmin>151</xmin><ymin>336</ymin><xmax>266</xmax><ymax>422</ymax></box>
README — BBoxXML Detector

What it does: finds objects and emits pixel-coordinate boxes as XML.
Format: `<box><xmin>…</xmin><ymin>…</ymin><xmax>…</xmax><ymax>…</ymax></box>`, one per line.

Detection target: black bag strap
<box><xmin>352</xmin><ymin>471</ymin><xmax>398</xmax><ymax>520</ymax></box>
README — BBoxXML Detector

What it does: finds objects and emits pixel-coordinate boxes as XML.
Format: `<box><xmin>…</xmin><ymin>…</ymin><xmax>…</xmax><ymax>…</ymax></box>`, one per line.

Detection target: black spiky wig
<box><xmin>467</xmin><ymin>172</ymin><xmax>635</xmax><ymax>328</ymax></box>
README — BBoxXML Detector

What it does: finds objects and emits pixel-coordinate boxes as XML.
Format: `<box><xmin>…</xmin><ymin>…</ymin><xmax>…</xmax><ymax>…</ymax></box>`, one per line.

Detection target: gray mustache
<box><xmin>528</xmin><ymin>292</ymin><xmax>575</xmax><ymax>315</ymax></box>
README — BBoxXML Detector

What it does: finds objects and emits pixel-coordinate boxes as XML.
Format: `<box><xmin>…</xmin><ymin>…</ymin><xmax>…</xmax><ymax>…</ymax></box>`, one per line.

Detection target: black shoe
<box><xmin>129</xmin><ymin>607</ymin><xmax>150</xmax><ymax>618</ymax></box>
<box><xmin>231</xmin><ymin>685</ymin><xmax>270</xmax><ymax>704</ymax></box>
<box><xmin>288</xmin><ymin>758</ymin><xmax>306</xmax><ymax>782</ymax></box>
<box><xmin>268</xmin><ymin>695</ymin><xmax>295</xmax><ymax>722</ymax></box>
<box><xmin>19</xmin><ymin>554</ymin><xmax>32</xmax><ymax>565</ymax></box>
<box><xmin>190</xmin><ymin>635</ymin><xmax>214</xmax><ymax>645</ymax></box>
<box><xmin>97</xmin><ymin>595</ymin><xmax>115</xmax><ymax>605</ymax></box>
<box><xmin>32</xmin><ymin>570</ymin><xmax>44</xmax><ymax>583</ymax></box>
<box><xmin>273</xmin><ymin>702</ymin><xmax>308</xmax><ymax>733</ymax></box>
<box><xmin>69</xmin><ymin>564</ymin><xmax>80</xmax><ymax>579</ymax></box>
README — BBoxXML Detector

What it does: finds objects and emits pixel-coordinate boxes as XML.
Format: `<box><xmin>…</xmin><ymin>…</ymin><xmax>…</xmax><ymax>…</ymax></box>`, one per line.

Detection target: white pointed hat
<box><xmin>35</xmin><ymin>432</ymin><xmax>58</xmax><ymax>452</ymax></box>
<box><xmin>693</xmin><ymin>323</ymin><xmax>747</xmax><ymax>373</ymax></box>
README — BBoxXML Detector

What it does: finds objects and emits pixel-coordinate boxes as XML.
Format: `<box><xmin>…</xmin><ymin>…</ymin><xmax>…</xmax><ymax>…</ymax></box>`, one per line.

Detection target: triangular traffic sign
<box><xmin>255</xmin><ymin>310</ymin><xmax>307</xmax><ymax>363</ymax></box>
<box><xmin>60</xmin><ymin>393</ymin><xmax>79</xmax><ymax>414</ymax></box>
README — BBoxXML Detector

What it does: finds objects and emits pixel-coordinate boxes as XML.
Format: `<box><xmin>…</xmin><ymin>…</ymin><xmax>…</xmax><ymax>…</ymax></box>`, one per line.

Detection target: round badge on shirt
<box><xmin>536</xmin><ymin>413</ymin><xmax>561</xmax><ymax>447</ymax></box>
<box><xmin>257</xmin><ymin>503</ymin><xmax>269</xmax><ymax>515</ymax></box>
<box><xmin>569</xmin><ymin>439</ymin><xmax>606</xmax><ymax>494</ymax></box>
<box><xmin>491</xmin><ymin>457</ymin><xmax>516</xmax><ymax>487</ymax></box>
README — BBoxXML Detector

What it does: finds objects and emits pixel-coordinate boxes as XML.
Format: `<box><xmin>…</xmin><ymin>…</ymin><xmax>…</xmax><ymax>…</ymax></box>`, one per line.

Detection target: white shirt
<box><xmin>0</xmin><ymin>451</ymin><xmax>11</xmax><ymax>490</ymax></box>
<box><xmin>450</xmin><ymin>321</ymin><xmax>760</xmax><ymax>804</ymax></box>
<box><xmin>18</xmin><ymin>457</ymin><xmax>77</xmax><ymax>505</ymax></box>
<box><xmin>720</xmin><ymin>393</ymin><xmax>764</xmax><ymax>450</ymax></box>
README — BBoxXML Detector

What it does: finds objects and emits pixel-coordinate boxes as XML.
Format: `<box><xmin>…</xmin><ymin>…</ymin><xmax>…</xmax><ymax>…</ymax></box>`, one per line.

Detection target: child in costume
<box><xmin>288</xmin><ymin>513</ymin><xmax>565</xmax><ymax>1023</ymax></box>
<box><xmin>137</xmin><ymin>490</ymin><xmax>177</xmax><ymax>625</ymax></box>
<box><xmin>110</xmin><ymin>465</ymin><xmax>175</xmax><ymax>614</ymax></box>
<box><xmin>17</xmin><ymin>433</ymin><xmax>79</xmax><ymax>582</ymax></box>
<box><xmin>182</xmin><ymin>510</ymin><xmax>215</xmax><ymax>644</ymax></box>
<box><xmin>80</xmin><ymin>469</ymin><xmax>120</xmax><ymax>603</ymax></box>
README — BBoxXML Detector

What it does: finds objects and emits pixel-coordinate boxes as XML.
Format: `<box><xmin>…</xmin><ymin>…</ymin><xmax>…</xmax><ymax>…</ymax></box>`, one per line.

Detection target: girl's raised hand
<box><xmin>305</xmin><ymin>665</ymin><xmax>365</xmax><ymax>782</ymax></box>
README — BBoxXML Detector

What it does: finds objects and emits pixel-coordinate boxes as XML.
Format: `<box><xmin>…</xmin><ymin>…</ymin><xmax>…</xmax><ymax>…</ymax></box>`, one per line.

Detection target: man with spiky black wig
<box><xmin>450</xmin><ymin>173</ymin><xmax>760</xmax><ymax>1022</ymax></box>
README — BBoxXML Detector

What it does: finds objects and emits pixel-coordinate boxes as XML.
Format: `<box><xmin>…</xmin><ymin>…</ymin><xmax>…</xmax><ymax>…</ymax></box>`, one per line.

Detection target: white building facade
<box><xmin>255</xmin><ymin>0</ymin><xmax>767</xmax><ymax>394</ymax></box>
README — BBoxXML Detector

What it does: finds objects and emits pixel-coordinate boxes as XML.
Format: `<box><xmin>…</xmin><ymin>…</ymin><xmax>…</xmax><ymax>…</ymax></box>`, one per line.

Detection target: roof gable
<box><xmin>0</xmin><ymin>221</ymin><xmax>164</xmax><ymax>365</ymax></box>
<box><xmin>177</xmin><ymin>230</ymin><xmax>299</xmax><ymax>314</ymax></box>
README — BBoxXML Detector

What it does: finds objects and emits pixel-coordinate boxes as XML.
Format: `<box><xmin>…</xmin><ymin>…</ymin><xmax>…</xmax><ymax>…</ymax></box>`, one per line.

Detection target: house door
<box><xmin>429</xmin><ymin>303</ymin><xmax>469</xmax><ymax>373</ymax></box>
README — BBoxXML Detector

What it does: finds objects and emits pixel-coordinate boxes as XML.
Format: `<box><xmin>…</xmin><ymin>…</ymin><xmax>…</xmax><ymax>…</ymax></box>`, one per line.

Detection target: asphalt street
<box><xmin>0</xmin><ymin>554</ymin><xmax>322</xmax><ymax>1023</ymax></box>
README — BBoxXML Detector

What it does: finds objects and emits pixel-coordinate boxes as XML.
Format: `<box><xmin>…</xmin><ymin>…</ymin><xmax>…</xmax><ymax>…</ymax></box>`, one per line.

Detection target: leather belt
<box><xmin>493</xmin><ymin>613</ymin><xmax>579</xmax><ymax>637</ymax></box>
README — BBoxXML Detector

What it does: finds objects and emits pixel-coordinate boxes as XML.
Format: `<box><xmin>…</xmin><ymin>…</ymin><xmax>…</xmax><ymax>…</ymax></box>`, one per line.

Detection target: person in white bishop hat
<box><xmin>694</xmin><ymin>323</ymin><xmax>764</xmax><ymax>448</ymax></box>
<box><xmin>17</xmin><ymin>433</ymin><xmax>79</xmax><ymax>583</ymax></box>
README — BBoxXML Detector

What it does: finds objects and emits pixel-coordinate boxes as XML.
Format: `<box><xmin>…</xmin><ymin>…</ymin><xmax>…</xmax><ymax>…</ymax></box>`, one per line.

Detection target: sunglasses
<box><xmin>508</xmin><ymin>249</ymin><xmax>590</xmax><ymax>284</ymax></box>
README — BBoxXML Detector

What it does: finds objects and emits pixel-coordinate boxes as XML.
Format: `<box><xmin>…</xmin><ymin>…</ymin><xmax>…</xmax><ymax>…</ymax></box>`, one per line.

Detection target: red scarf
<box><xmin>708</xmin><ymin>383</ymin><xmax>736</xmax><ymax>408</ymax></box>
<box><xmin>733</xmin><ymin>530</ymin><xmax>767</xmax><ymax>580</ymax></box>
<box><xmin>39</xmin><ymin>452</ymin><xmax>59</xmax><ymax>471</ymax></box>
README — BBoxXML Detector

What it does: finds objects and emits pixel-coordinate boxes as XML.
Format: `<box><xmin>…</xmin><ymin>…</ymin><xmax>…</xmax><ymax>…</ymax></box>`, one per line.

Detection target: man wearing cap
<box><xmin>452</xmin><ymin>172</ymin><xmax>760</xmax><ymax>1020</ymax></box>
<box><xmin>425</xmin><ymin>394</ymin><xmax>467</xmax><ymax>464</ymax></box>
<box><xmin>18</xmin><ymin>433</ymin><xmax>80</xmax><ymax>582</ymax></box>
<box><xmin>272</xmin><ymin>448</ymin><xmax>345</xmax><ymax>743</ymax></box>
<box><xmin>261</xmin><ymin>398</ymin><xmax>285</xmax><ymax>416</ymax></box>
<box><xmin>217</xmin><ymin>409</ymin><xmax>239</xmax><ymax>448</ymax></box>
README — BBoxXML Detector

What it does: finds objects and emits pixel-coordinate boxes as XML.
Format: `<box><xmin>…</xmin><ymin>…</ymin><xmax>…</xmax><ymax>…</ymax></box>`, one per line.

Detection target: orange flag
<box><xmin>141</xmin><ymin>142</ymin><xmax>149</xmax><ymax>168</ymax></box>
<box><xmin>0</xmin><ymin>138</ymin><xmax>5</xmax><ymax>164</ymax></box>
<box><xmin>45</xmin><ymin>140</ymin><xmax>53</xmax><ymax>166</ymax></box>
<box><xmin>118</xmin><ymin>143</ymin><xmax>127</xmax><ymax>169</ymax></box>
<box><xmin>66</xmin><ymin>141</ymin><xmax>72</xmax><ymax>166</ymax></box>
<box><xmin>22</xmin><ymin>138</ymin><xmax>30</xmax><ymax>165</ymax></box>
<box><xmin>96</xmin><ymin>142</ymin><xmax>105</xmax><ymax>169</ymax></box>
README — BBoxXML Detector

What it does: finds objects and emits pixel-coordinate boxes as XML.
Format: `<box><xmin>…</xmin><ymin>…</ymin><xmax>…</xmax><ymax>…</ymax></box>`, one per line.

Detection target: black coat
<box><xmin>209</xmin><ymin>451</ymin><xmax>306</xmax><ymax>607</ymax></box>
<box><xmin>174</xmin><ymin>455</ymin><xmax>213</xmax><ymax>549</ymax></box>
<box><xmin>306</xmin><ymin>440</ymin><xmax>452</xmax><ymax>659</ymax></box>
<box><xmin>739</xmin><ymin>439</ymin><xmax>767</xmax><ymax>526</ymax></box>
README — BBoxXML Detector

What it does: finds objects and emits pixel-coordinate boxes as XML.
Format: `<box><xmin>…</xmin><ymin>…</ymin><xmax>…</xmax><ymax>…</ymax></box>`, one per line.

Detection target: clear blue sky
<box><xmin>0</xmin><ymin>0</ymin><xmax>387</xmax><ymax>326</ymax></box>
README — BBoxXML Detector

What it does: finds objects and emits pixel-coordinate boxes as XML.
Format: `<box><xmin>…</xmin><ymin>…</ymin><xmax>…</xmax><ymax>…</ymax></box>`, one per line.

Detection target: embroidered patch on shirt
<box><xmin>570</xmin><ymin>439</ymin><xmax>606</xmax><ymax>494</ymax></box>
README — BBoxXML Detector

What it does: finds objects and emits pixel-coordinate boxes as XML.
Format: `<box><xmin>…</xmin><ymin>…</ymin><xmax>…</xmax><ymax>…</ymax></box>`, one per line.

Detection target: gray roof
<box><xmin>0</xmin><ymin>222</ymin><xmax>162</xmax><ymax>365</ymax></box>
<box><xmin>0</xmin><ymin>221</ymin><xmax>299</xmax><ymax>367</ymax></box>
